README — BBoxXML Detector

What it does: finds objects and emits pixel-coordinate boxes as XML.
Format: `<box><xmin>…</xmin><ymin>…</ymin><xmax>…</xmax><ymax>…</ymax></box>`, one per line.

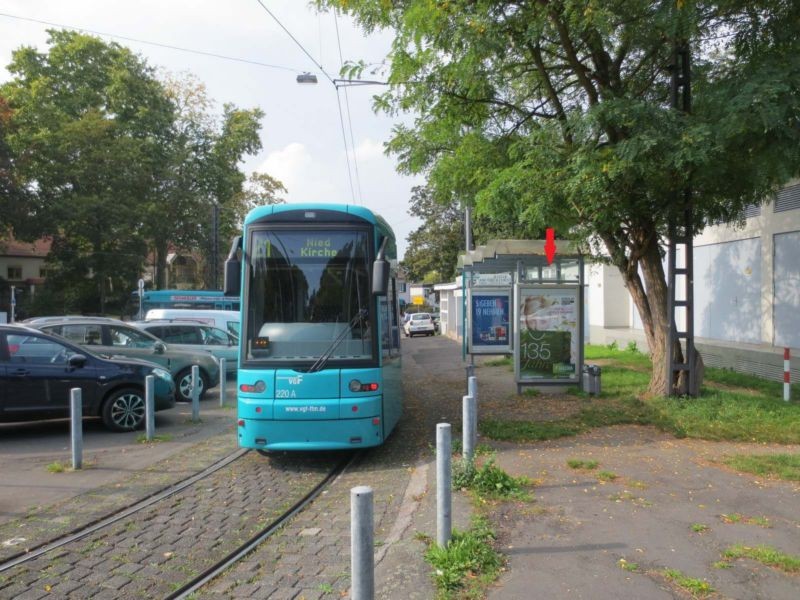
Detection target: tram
<box><xmin>224</xmin><ymin>203</ymin><xmax>403</xmax><ymax>451</ymax></box>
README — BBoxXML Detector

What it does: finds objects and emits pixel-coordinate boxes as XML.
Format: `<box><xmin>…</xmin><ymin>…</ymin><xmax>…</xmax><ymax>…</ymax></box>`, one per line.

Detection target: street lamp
<box><xmin>296</xmin><ymin>72</ymin><xmax>318</xmax><ymax>85</ymax></box>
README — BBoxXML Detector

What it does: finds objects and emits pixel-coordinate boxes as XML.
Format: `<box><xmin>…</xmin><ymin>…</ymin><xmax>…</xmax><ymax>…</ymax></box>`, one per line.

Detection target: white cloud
<box><xmin>354</xmin><ymin>138</ymin><xmax>385</xmax><ymax>162</ymax></box>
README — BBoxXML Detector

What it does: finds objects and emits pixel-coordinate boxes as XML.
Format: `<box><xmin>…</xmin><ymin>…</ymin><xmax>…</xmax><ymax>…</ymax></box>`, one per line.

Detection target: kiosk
<box><xmin>458</xmin><ymin>240</ymin><xmax>585</xmax><ymax>393</ymax></box>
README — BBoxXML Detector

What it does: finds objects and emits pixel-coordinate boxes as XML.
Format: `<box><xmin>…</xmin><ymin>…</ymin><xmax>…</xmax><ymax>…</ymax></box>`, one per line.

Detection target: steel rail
<box><xmin>0</xmin><ymin>448</ymin><xmax>249</xmax><ymax>573</ymax></box>
<box><xmin>167</xmin><ymin>451</ymin><xmax>358</xmax><ymax>600</ymax></box>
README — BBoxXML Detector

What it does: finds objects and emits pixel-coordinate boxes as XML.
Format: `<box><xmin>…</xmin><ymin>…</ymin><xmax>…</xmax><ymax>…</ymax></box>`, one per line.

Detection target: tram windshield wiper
<box><xmin>306</xmin><ymin>309</ymin><xmax>368</xmax><ymax>373</ymax></box>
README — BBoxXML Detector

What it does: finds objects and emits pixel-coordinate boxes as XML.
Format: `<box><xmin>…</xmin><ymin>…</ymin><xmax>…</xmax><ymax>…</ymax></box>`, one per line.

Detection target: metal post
<box><xmin>9</xmin><ymin>286</ymin><xmax>15</xmax><ymax>323</ymax></box>
<box><xmin>219</xmin><ymin>358</ymin><xmax>227</xmax><ymax>407</ymax></box>
<box><xmin>436</xmin><ymin>423</ymin><xmax>452</xmax><ymax>547</ymax></box>
<box><xmin>463</xmin><ymin>395</ymin><xmax>476</xmax><ymax>462</ymax></box>
<box><xmin>350</xmin><ymin>486</ymin><xmax>374</xmax><ymax>600</ymax></box>
<box><xmin>468</xmin><ymin>375</ymin><xmax>478</xmax><ymax>440</ymax></box>
<box><xmin>785</xmin><ymin>348</ymin><xmax>791</xmax><ymax>402</ymax></box>
<box><xmin>145</xmin><ymin>375</ymin><xmax>155</xmax><ymax>441</ymax></box>
<box><xmin>191</xmin><ymin>365</ymin><xmax>200</xmax><ymax>422</ymax></box>
<box><xmin>70</xmin><ymin>388</ymin><xmax>83</xmax><ymax>470</ymax></box>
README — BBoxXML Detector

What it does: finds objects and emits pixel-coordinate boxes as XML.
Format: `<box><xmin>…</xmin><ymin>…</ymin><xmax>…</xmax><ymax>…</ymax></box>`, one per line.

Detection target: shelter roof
<box><xmin>457</xmin><ymin>239</ymin><xmax>581</xmax><ymax>270</ymax></box>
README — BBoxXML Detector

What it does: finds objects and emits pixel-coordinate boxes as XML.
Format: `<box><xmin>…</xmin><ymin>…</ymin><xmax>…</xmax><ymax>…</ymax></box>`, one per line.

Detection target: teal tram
<box><xmin>224</xmin><ymin>203</ymin><xmax>403</xmax><ymax>451</ymax></box>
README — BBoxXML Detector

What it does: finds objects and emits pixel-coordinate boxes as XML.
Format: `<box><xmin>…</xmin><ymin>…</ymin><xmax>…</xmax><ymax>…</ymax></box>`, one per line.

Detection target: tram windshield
<box><xmin>244</xmin><ymin>228</ymin><xmax>373</xmax><ymax>363</ymax></box>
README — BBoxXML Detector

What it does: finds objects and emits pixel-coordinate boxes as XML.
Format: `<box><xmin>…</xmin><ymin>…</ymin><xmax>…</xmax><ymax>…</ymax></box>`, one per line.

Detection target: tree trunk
<box><xmin>604</xmin><ymin>230</ymin><xmax>704</xmax><ymax>397</ymax></box>
<box><xmin>155</xmin><ymin>240</ymin><xmax>169</xmax><ymax>290</ymax></box>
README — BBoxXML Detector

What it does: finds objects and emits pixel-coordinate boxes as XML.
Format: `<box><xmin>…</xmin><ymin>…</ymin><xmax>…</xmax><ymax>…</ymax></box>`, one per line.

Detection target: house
<box><xmin>0</xmin><ymin>237</ymin><xmax>51</xmax><ymax>320</ymax></box>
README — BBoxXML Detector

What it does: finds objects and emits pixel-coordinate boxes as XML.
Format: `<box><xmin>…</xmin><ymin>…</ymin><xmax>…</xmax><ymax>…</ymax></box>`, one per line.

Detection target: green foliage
<box><xmin>401</xmin><ymin>185</ymin><xmax>465</xmax><ymax>282</ymax></box>
<box><xmin>567</xmin><ymin>459</ymin><xmax>599</xmax><ymax>470</ymax></box>
<box><xmin>482</xmin><ymin>345</ymin><xmax>800</xmax><ymax>444</ymax></box>
<box><xmin>661</xmin><ymin>569</ymin><xmax>715</xmax><ymax>597</ymax></box>
<box><xmin>722</xmin><ymin>453</ymin><xmax>800</xmax><ymax>482</ymax></box>
<box><xmin>722</xmin><ymin>544</ymin><xmax>800</xmax><ymax>573</ymax></box>
<box><xmin>452</xmin><ymin>458</ymin><xmax>531</xmax><ymax>500</ymax></box>
<box><xmin>320</xmin><ymin>0</ymin><xmax>800</xmax><ymax>392</ymax></box>
<box><xmin>1</xmin><ymin>31</ymin><xmax>271</xmax><ymax>310</ymax></box>
<box><xmin>424</xmin><ymin>516</ymin><xmax>503</xmax><ymax>597</ymax></box>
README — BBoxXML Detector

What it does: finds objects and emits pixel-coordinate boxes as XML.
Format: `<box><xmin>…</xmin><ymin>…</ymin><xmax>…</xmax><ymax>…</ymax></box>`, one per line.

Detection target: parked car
<box><xmin>0</xmin><ymin>324</ymin><xmax>175</xmax><ymax>432</ymax></box>
<box><xmin>131</xmin><ymin>320</ymin><xmax>238</xmax><ymax>373</ymax></box>
<box><xmin>404</xmin><ymin>312</ymin><xmax>436</xmax><ymax>337</ymax></box>
<box><xmin>431</xmin><ymin>312</ymin><xmax>441</xmax><ymax>332</ymax></box>
<box><xmin>30</xmin><ymin>318</ymin><xmax>220</xmax><ymax>403</ymax></box>
<box><xmin>144</xmin><ymin>309</ymin><xmax>240</xmax><ymax>337</ymax></box>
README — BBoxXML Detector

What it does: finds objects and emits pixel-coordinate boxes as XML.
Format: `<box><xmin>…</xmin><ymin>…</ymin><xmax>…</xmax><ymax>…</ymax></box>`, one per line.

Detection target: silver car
<box><xmin>32</xmin><ymin>318</ymin><xmax>220</xmax><ymax>403</ymax></box>
<box><xmin>131</xmin><ymin>320</ymin><xmax>238</xmax><ymax>374</ymax></box>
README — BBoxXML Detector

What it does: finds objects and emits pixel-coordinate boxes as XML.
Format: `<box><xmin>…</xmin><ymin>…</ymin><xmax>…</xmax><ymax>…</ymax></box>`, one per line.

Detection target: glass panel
<box><xmin>109</xmin><ymin>325</ymin><xmax>155</xmax><ymax>348</ymax></box>
<box><xmin>7</xmin><ymin>334</ymin><xmax>74</xmax><ymax>364</ymax></box>
<box><xmin>245</xmin><ymin>228</ymin><xmax>373</xmax><ymax>362</ymax></box>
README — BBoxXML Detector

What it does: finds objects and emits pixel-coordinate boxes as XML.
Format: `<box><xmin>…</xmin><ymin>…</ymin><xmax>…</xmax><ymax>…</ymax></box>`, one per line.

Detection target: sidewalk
<box><xmin>2</xmin><ymin>338</ymin><xmax>798</xmax><ymax>599</ymax></box>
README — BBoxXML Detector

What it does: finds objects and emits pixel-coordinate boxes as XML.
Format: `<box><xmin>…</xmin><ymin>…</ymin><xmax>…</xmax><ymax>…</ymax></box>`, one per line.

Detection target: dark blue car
<box><xmin>0</xmin><ymin>324</ymin><xmax>175</xmax><ymax>432</ymax></box>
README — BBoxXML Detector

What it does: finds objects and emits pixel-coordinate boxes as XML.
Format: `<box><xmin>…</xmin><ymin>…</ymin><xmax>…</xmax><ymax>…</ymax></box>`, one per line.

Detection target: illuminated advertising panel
<box><xmin>468</xmin><ymin>288</ymin><xmax>512</xmax><ymax>354</ymax></box>
<box><xmin>515</xmin><ymin>285</ymin><xmax>580</xmax><ymax>383</ymax></box>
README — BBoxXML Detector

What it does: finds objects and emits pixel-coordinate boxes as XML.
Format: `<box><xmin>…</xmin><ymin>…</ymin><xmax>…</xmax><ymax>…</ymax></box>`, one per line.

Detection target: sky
<box><xmin>0</xmin><ymin>0</ymin><xmax>423</xmax><ymax>258</ymax></box>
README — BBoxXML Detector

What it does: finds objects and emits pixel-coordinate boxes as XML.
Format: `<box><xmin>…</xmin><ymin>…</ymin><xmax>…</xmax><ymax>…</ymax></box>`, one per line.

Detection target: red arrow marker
<box><xmin>544</xmin><ymin>228</ymin><xmax>556</xmax><ymax>264</ymax></box>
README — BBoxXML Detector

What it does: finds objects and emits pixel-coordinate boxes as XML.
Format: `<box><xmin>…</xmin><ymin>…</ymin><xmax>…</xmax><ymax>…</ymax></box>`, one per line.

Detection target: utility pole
<box><xmin>211</xmin><ymin>202</ymin><xmax>220</xmax><ymax>289</ymax></box>
<box><xmin>665</xmin><ymin>21</ymin><xmax>697</xmax><ymax>396</ymax></box>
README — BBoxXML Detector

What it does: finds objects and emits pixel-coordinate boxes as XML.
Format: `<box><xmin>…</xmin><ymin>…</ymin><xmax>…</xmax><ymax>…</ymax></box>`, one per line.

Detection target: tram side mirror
<box><xmin>224</xmin><ymin>236</ymin><xmax>242</xmax><ymax>297</ymax></box>
<box><xmin>372</xmin><ymin>258</ymin><xmax>389</xmax><ymax>296</ymax></box>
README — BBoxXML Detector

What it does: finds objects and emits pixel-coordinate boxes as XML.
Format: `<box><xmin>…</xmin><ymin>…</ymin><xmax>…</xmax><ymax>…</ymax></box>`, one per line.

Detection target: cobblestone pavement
<box><xmin>194</xmin><ymin>336</ymin><xmax>472</xmax><ymax>599</ymax></box>
<box><xmin>0</xmin><ymin>452</ymin><xmax>341</xmax><ymax>599</ymax></box>
<box><xmin>0</xmin><ymin>423</ymin><xmax>239</xmax><ymax>564</ymax></box>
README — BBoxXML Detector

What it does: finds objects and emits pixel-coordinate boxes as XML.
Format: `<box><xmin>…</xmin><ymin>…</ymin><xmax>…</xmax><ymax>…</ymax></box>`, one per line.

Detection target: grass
<box><xmin>691</xmin><ymin>523</ymin><xmax>709</xmax><ymax>533</ymax></box>
<box><xmin>596</xmin><ymin>470</ymin><xmax>617</xmax><ymax>482</ymax></box>
<box><xmin>452</xmin><ymin>458</ymin><xmax>531</xmax><ymax>501</ymax></box>
<box><xmin>661</xmin><ymin>568</ymin><xmax>715</xmax><ymax>597</ymax></box>
<box><xmin>46</xmin><ymin>461</ymin><xmax>66</xmax><ymax>473</ymax></box>
<box><xmin>480</xmin><ymin>344</ymin><xmax>800</xmax><ymax>444</ymax></box>
<box><xmin>722</xmin><ymin>544</ymin><xmax>800</xmax><ymax>573</ymax></box>
<box><xmin>567</xmin><ymin>459</ymin><xmax>599</xmax><ymax>470</ymax></box>
<box><xmin>719</xmin><ymin>513</ymin><xmax>771</xmax><ymax>527</ymax></box>
<box><xmin>423</xmin><ymin>516</ymin><xmax>503</xmax><ymax>599</ymax></box>
<box><xmin>722</xmin><ymin>453</ymin><xmax>800</xmax><ymax>481</ymax></box>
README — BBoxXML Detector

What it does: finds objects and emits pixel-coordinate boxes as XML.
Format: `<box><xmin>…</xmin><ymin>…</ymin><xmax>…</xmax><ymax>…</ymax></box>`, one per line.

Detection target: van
<box><xmin>144</xmin><ymin>309</ymin><xmax>240</xmax><ymax>337</ymax></box>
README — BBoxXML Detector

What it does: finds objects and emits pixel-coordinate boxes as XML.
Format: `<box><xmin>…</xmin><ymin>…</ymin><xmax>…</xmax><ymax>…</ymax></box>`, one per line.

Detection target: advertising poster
<box><xmin>469</xmin><ymin>290</ymin><xmax>511</xmax><ymax>354</ymax></box>
<box><xmin>516</xmin><ymin>286</ymin><xmax>580</xmax><ymax>382</ymax></box>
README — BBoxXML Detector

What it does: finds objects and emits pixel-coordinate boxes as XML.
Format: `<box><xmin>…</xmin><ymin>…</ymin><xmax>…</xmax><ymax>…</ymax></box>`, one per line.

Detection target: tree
<box><xmin>148</xmin><ymin>72</ymin><xmax>266</xmax><ymax>290</ymax></box>
<box><xmin>319</xmin><ymin>0</ymin><xmax>800</xmax><ymax>394</ymax></box>
<box><xmin>402</xmin><ymin>185</ymin><xmax>465</xmax><ymax>282</ymax></box>
<box><xmin>1</xmin><ymin>30</ymin><xmax>175</xmax><ymax>313</ymax></box>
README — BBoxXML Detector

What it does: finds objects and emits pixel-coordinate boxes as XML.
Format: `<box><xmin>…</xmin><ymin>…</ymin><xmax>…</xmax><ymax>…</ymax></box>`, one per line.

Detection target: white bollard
<box><xmin>468</xmin><ymin>375</ymin><xmax>478</xmax><ymax>440</ymax></box>
<box><xmin>350</xmin><ymin>486</ymin><xmax>374</xmax><ymax>600</ymax></box>
<box><xmin>463</xmin><ymin>395</ymin><xmax>476</xmax><ymax>462</ymax></box>
<box><xmin>145</xmin><ymin>375</ymin><xmax>155</xmax><ymax>441</ymax></box>
<box><xmin>191</xmin><ymin>365</ymin><xmax>200</xmax><ymax>421</ymax></box>
<box><xmin>70</xmin><ymin>388</ymin><xmax>83</xmax><ymax>470</ymax></box>
<box><xmin>436</xmin><ymin>423</ymin><xmax>452</xmax><ymax>547</ymax></box>
<box><xmin>219</xmin><ymin>358</ymin><xmax>227</xmax><ymax>407</ymax></box>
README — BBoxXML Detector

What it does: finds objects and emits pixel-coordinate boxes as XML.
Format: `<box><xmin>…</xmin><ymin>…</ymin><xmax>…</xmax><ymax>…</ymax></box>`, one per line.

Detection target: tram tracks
<box><xmin>0</xmin><ymin>451</ymin><xmax>352</xmax><ymax>599</ymax></box>
<box><xmin>0</xmin><ymin>449</ymin><xmax>249</xmax><ymax>574</ymax></box>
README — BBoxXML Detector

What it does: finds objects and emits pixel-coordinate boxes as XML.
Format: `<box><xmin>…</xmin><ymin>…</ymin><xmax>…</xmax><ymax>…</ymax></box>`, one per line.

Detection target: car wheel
<box><xmin>176</xmin><ymin>368</ymin><xmax>208</xmax><ymax>402</ymax></box>
<box><xmin>102</xmin><ymin>388</ymin><xmax>146</xmax><ymax>432</ymax></box>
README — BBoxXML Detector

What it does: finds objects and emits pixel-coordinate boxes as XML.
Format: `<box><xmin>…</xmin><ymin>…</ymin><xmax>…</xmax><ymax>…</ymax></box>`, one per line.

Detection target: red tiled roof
<box><xmin>0</xmin><ymin>237</ymin><xmax>52</xmax><ymax>257</ymax></box>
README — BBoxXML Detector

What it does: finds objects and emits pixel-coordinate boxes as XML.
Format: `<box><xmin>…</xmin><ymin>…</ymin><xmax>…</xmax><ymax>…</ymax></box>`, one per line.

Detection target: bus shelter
<box><xmin>458</xmin><ymin>240</ymin><xmax>585</xmax><ymax>392</ymax></box>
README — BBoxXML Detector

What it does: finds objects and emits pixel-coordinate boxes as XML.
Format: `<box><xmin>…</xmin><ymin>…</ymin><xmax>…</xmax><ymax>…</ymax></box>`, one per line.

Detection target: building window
<box><xmin>398</xmin><ymin>282</ymin><xmax>407</xmax><ymax>293</ymax></box>
<box><xmin>39</xmin><ymin>267</ymin><xmax>50</xmax><ymax>278</ymax></box>
<box><xmin>7</xmin><ymin>266</ymin><xmax>22</xmax><ymax>280</ymax></box>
